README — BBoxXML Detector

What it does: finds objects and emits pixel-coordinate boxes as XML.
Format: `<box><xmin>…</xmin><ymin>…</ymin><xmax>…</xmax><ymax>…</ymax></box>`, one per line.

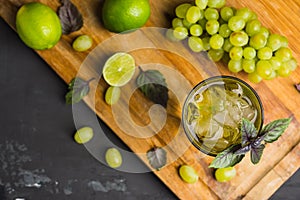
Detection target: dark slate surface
<box><xmin>0</xmin><ymin>18</ymin><xmax>299</xmax><ymax>200</ymax></box>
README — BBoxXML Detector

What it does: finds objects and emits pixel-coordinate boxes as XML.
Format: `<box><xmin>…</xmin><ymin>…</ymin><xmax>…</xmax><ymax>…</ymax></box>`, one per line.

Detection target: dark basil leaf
<box><xmin>65</xmin><ymin>77</ymin><xmax>94</xmax><ymax>104</ymax></box>
<box><xmin>261</xmin><ymin>118</ymin><xmax>292</xmax><ymax>143</ymax></box>
<box><xmin>252</xmin><ymin>136</ymin><xmax>264</xmax><ymax>147</ymax></box>
<box><xmin>136</xmin><ymin>68</ymin><xmax>169</xmax><ymax>107</ymax></box>
<box><xmin>241</xmin><ymin>118</ymin><xmax>258</xmax><ymax>147</ymax></box>
<box><xmin>147</xmin><ymin>147</ymin><xmax>167</xmax><ymax>170</ymax></box>
<box><xmin>250</xmin><ymin>144</ymin><xmax>265</xmax><ymax>164</ymax></box>
<box><xmin>235</xmin><ymin>145</ymin><xmax>251</xmax><ymax>155</ymax></box>
<box><xmin>209</xmin><ymin>145</ymin><xmax>245</xmax><ymax>168</ymax></box>
<box><xmin>58</xmin><ymin>0</ymin><xmax>83</xmax><ymax>34</ymax></box>
<box><xmin>295</xmin><ymin>83</ymin><xmax>300</xmax><ymax>92</ymax></box>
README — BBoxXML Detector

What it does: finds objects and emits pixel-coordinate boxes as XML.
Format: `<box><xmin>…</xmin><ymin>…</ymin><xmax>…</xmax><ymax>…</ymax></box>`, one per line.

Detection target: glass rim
<box><xmin>182</xmin><ymin>75</ymin><xmax>265</xmax><ymax>157</ymax></box>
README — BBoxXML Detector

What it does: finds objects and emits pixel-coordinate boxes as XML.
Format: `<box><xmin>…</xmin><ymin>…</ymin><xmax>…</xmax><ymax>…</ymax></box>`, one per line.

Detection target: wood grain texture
<box><xmin>1</xmin><ymin>0</ymin><xmax>300</xmax><ymax>199</ymax></box>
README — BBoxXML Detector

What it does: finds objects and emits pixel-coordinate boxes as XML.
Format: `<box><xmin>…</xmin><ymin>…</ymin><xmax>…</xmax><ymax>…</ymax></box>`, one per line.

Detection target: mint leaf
<box><xmin>65</xmin><ymin>77</ymin><xmax>94</xmax><ymax>104</ymax></box>
<box><xmin>241</xmin><ymin>118</ymin><xmax>258</xmax><ymax>147</ymax></box>
<box><xmin>261</xmin><ymin>118</ymin><xmax>292</xmax><ymax>143</ymax></box>
<box><xmin>250</xmin><ymin>144</ymin><xmax>265</xmax><ymax>164</ymax></box>
<box><xmin>147</xmin><ymin>147</ymin><xmax>167</xmax><ymax>170</ymax></box>
<box><xmin>136</xmin><ymin>67</ymin><xmax>169</xmax><ymax>107</ymax></box>
<box><xmin>209</xmin><ymin>145</ymin><xmax>245</xmax><ymax>168</ymax></box>
<box><xmin>58</xmin><ymin>0</ymin><xmax>83</xmax><ymax>34</ymax></box>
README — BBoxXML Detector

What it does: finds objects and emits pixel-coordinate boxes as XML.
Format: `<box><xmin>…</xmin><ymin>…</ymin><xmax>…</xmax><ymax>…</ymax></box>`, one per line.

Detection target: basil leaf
<box><xmin>147</xmin><ymin>147</ymin><xmax>167</xmax><ymax>170</ymax></box>
<box><xmin>136</xmin><ymin>68</ymin><xmax>169</xmax><ymax>107</ymax></box>
<box><xmin>262</xmin><ymin>118</ymin><xmax>292</xmax><ymax>143</ymax></box>
<box><xmin>295</xmin><ymin>83</ymin><xmax>300</xmax><ymax>92</ymax></box>
<box><xmin>58</xmin><ymin>0</ymin><xmax>83</xmax><ymax>34</ymax></box>
<box><xmin>235</xmin><ymin>145</ymin><xmax>251</xmax><ymax>155</ymax></box>
<box><xmin>250</xmin><ymin>144</ymin><xmax>265</xmax><ymax>164</ymax></box>
<box><xmin>209</xmin><ymin>145</ymin><xmax>245</xmax><ymax>168</ymax></box>
<box><xmin>241</xmin><ymin>118</ymin><xmax>258</xmax><ymax>147</ymax></box>
<box><xmin>65</xmin><ymin>77</ymin><xmax>94</xmax><ymax>104</ymax></box>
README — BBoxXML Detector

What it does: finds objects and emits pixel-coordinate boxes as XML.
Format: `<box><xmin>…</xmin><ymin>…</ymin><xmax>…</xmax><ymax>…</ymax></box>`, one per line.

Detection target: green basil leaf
<box><xmin>136</xmin><ymin>68</ymin><xmax>169</xmax><ymax>107</ymax></box>
<box><xmin>295</xmin><ymin>83</ymin><xmax>300</xmax><ymax>92</ymax></box>
<box><xmin>65</xmin><ymin>77</ymin><xmax>94</xmax><ymax>104</ymax></box>
<box><xmin>58</xmin><ymin>0</ymin><xmax>83</xmax><ymax>34</ymax></box>
<box><xmin>262</xmin><ymin>118</ymin><xmax>292</xmax><ymax>143</ymax></box>
<box><xmin>241</xmin><ymin>118</ymin><xmax>258</xmax><ymax>147</ymax></box>
<box><xmin>209</xmin><ymin>145</ymin><xmax>245</xmax><ymax>168</ymax></box>
<box><xmin>235</xmin><ymin>145</ymin><xmax>251</xmax><ymax>155</ymax></box>
<box><xmin>250</xmin><ymin>144</ymin><xmax>265</xmax><ymax>164</ymax></box>
<box><xmin>147</xmin><ymin>147</ymin><xmax>167</xmax><ymax>170</ymax></box>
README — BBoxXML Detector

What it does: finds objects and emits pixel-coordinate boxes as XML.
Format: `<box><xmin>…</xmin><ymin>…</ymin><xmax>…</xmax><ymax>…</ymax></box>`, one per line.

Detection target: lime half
<box><xmin>103</xmin><ymin>52</ymin><xmax>136</xmax><ymax>86</ymax></box>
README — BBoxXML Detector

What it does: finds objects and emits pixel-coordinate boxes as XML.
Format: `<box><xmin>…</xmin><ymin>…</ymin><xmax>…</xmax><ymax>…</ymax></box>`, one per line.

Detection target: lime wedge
<box><xmin>103</xmin><ymin>52</ymin><xmax>136</xmax><ymax>87</ymax></box>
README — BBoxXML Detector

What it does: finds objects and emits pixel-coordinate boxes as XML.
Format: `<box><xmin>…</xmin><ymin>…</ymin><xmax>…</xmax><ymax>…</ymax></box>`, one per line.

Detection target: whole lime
<box><xmin>16</xmin><ymin>2</ymin><xmax>62</xmax><ymax>50</ymax></box>
<box><xmin>102</xmin><ymin>0</ymin><xmax>151</xmax><ymax>33</ymax></box>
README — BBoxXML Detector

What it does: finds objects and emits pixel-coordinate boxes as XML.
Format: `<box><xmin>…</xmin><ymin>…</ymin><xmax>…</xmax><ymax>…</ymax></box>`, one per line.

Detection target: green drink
<box><xmin>182</xmin><ymin>76</ymin><xmax>264</xmax><ymax>156</ymax></box>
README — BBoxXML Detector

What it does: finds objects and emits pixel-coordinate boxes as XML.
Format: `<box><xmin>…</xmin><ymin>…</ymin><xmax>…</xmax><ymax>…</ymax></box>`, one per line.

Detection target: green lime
<box><xmin>16</xmin><ymin>2</ymin><xmax>62</xmax><ymax>50</ymax></box>
<box><xmin>103</xmin><ymin>53</ymin><xmax>136</xmax><ymax>87</ymax></box>
<box><xmin>102</xmin><ymin>0</ymin><xmax>151</xmax><ymax>33</ymax></box>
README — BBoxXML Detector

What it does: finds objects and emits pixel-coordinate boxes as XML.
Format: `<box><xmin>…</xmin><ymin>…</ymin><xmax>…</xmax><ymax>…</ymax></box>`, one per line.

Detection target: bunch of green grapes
<box><xmin>168</xmin><ymin>0</ymin><xmax>297</xmax><ymax>83</ymax></box>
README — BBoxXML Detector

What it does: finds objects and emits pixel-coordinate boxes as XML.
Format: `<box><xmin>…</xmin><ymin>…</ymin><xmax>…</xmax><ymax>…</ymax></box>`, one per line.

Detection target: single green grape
<box><xmin>282</xmin><ymin>58</ymin><xmax>298</xmax><ymax>71</ymax></box>
<box><xmin>198</xmin><ymin>18</ymin><xmax>207</xmax><ymax>30</ymax></box>
<box><xmin>74</xmin><ymin>127</ymin><xmax>94</xmax><ymax>144</ymax></box>
<box><xmin>209</xmin><ymin>34</ymin><xmax>224</xmax><ymax>49</ymax></box>
<box><xmin>72</xmin><ymin>35</ymin><xmax>93</xmax><ymax>52</ymax></box>
<box><xmin>175</xmin><ymin>3</ymin><xmax>192</xmax><ymax>19</ymax></box>
<box><xmin>259</xmin><ymin>27</ymin><xmax>270</xmax><ymax>38</ymax></box>
<box><xmin>204</xmin><ymin>8</ymin><xmax>219</xmax><ymax>20</ymax></box>
<box><xmin>188</xmin><ymin>36</ymin><xmax>204</xmax><ymax>52</ymax></box>
<box><xmin>182</xmin><ymin>19</ymin><xmax>193</xmax><ymax>29</ymax></box>
<box><xmin>280</xmin><ymin>36</ymin><xmax>288</xmax><ymax>47</ymax></box>
<box><xmin>105</xmin><ymin>86</ymin><xmax>121</xmax><ymax>105</ymax></box>
<box><xmin>186</xmin><ymin>6</ymin><xmax>202</xmax><ymax>23</ymax></box>
<box><xmin>215</xmin><ymin>167</ymin><xmax>236</xmax><ymax>182</ymax></box>
<box><xmin>269</xmin><ymin>56</ymin><xmax>282</xmax><ymax>70</ymax></box>
<box><xmin>208</xmin><ymin>49</ymin><xmax>224</xmax><ymax>62</ymax></box>
<box><xmin>265</xmin><ymin>70</ymin><xmax>277</xmax><ymax>80</ymax></box>
<box><xmin>220</xmin><ymin>6</ymin><xmax>234</xmax><ymax>21</ymax></box>
<box><xmin>172</xmin><ymin>18</ymin><xmax>184</xmax><ymax>28</ymax></box>
<box><xmin>249</xmin><ymin>33</ymin><xmax>267</xmax><ymax>50</ymax></box>
<box><xmin>235</xmin><ymin>7</ymin><xmax>253</xmax><ymax>22</ymax></box>
<box><xmin>267</xmin><ymin>34</ymin><xmax>282</xmax><ymax>52</ymax></box>
<box><xmin>229</xmin><ymin>46</ymin><xmax>243</xmax><ymax>60</ymax></box>
<box><xmin>228</xmin><ymin>59</ymin><xmax>243</xmax><ymax>73</ymax></box>
<box><xmin>202</xmin><ymin>37</ymin><xmax>211</xmax><ymax>50</ymax></box>
<box><xmin>165</xmin><ymin>29</ymin><xmax>180</xmax><ymax>42</ymax></box>
<box><xmin>179</xmin><ymin>165</ymin><xmax>199</xmax><ymax>183</ymax></box>
<box><xmin>256</xmin><ymin>60</ymin><xmax>273</xmax><ymax>79</ymax></box>
<box><xmin>206</xmin><ymin>19</ymin><xmax>219</xmax><ymax>35</ymax></box>
<box><xmin>222</xmin><ymin>38</ymin><xmax>233</xmax><ymax>52</ymax></box>
<box><xmin>228</xmin><ymin>16</ymin><xmax>246</xmax><ymax>31</ymax></box>
<box><xmin>242</xmin><ymin>59</ymin><xmax>256</xmax><ymax>73</ymax></box>
<box><xmin>277</xmin><ymin>67</ymin><xmax>291</xmax><ymax>77</ymax></box>
<box><xmin>257</xmin><ymin>47</ymin><xmax>273</xmax><ymax>60</ymax></box>
<box><xmin>105</xmin><ymin>148</ymin><xmax>122</xmax><ymax>168</ymax></box>
<box><xmin>229</xmin><ymin>31</ymin><xmax>249</xmax><ymax>47</ymax></box>
<box><xmin>173</xmin><ymin>26</ymin><xmax>189</xmax><ymax>40</ymax></box>
<box><xmin>219</xmin><ymin>24</ymin><xmax>232</xmax><ymax>38</ymax></box>
<box><xmin>275</xmin><ymin>47</ymin><xmax>292</xmax><ymax>62</ymax></box>
<box><xmin>245</xmin><ymin>19</ymin><xmax>261</xmax><ymax>36</ymax></box>
<box><xmin>190</xmin><ymin>24</ymin><xmax>203</xmax><ymax>36</ymax></box>
<box><xmin>195</xmin><ymin>0</ymin><xmax>208</xmax><ymax>10</ymax></box>
<box><xmin>248</xmin><ymin>72</ymin><xmax>263</xmax><ymax>83</ymax></box>
<box><xmin>207</xmin><ymin>0</ymin><xmax>226</xmax><ymax>9</ymax></box>
<box><xmin>243</xmin><ymin>46</ymin><xmax>256</xmax><ymax>59</ymax></box>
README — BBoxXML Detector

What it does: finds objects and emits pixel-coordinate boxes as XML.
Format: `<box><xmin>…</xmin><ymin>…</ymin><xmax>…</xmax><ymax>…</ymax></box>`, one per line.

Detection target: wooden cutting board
<box><xmin>1</xmin><ymin>0</ymin><xmax>300</xmax><ymax>199</ymax></box>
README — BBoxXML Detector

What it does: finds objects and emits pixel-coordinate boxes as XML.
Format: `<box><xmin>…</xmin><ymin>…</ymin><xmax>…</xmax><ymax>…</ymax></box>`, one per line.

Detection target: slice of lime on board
<box><xmin>103</xmin><ymin>52</ymin><xmax>136</xmax><ymax>87</ymax></box>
